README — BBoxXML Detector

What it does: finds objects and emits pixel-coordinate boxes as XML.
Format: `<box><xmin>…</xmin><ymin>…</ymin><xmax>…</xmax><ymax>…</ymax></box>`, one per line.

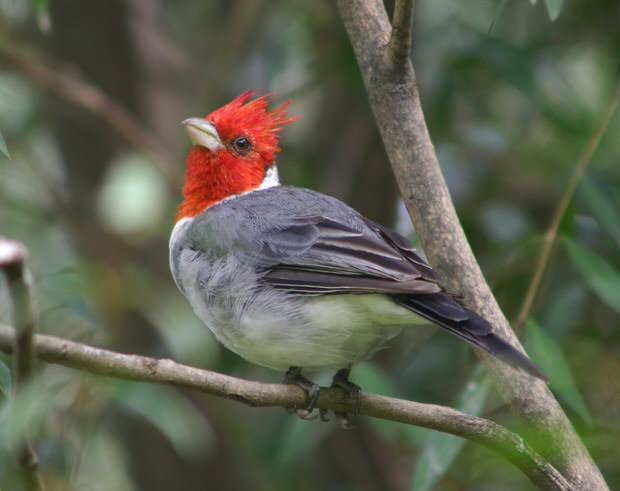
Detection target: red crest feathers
<box><xmin>176</xmin><ymin>92</ymin><xmax>298</xmax><ymax>221</ymax></box>
<box><xmin>207</xmin><ymin>91</ymin><xmax>297</xmax><ymax>135</ymax></box>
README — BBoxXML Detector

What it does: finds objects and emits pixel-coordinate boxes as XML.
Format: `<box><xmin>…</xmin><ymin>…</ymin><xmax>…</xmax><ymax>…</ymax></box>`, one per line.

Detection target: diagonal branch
<box><xmin>0</xmin><ymin>323</ymin><xmax>571</xmax><ymax>490</ymax></box>
<box><xmin>336</xmin><ymin>0</ymin><xmax>607</xmax><ymax>489</ymax></box>
<box><xmin>0</xmin><ymin>240</ymin><xmax>45</xmax><ymax>491</ymax></box>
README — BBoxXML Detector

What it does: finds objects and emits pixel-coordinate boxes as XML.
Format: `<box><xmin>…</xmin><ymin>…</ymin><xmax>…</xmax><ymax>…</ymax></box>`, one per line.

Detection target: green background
<box><xmin>1</xmin><ymin>1</ymin><xmax>619</xmax><ymax>490</ymax></box>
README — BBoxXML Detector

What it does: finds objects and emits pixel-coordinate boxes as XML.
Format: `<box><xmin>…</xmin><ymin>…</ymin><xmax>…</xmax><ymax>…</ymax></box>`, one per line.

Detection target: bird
<box><xmin>169</xmin><ymin>92</ymin><xmax>545</xmax><ymax>425</ymax></box>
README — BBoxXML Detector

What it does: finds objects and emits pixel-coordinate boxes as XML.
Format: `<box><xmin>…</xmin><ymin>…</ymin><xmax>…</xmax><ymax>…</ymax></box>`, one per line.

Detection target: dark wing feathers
<box><xmin>366</xmin><ymin>219</ymin><xmax>439</xmax><ymax>280</ymax></box>
<box><xmin>263</xmin><ymin>267</ymin><xmax>441</xmax><ymax>295</ymax></box>
<box><xmin>201</xmin><ymin>187</ymin><xmax>544</xmax><ymax>380</ymax></box>
<box><xmin>395</xmin><ymin>295</ymin><xmax>547</xmax><ymax>380</ymax></box>
<box><xmin>257</xmin><ymin>216</ymin><xmax>434</xmax><ymax>282</ymax></box>
<box><xmin>255</xmin><ymin>214</ymin><xmax>545</xmax><ymax>380</ymax></box>
<box><xmin>403</xmin><ymin>293</ymin><xmax>470</xmax><ymax>323</ymax></box>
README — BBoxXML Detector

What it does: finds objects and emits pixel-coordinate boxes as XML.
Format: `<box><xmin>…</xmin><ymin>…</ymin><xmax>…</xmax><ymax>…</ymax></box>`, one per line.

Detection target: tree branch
<box><xmin>0</xmin><ymin>324</ymin><xmax>571</xmax><ymax>491</ymax></box>
<box><xmin>0</xmin><ymin>240</ymin><xmax>45</xmax><ymax>491</ymax></box>
<box><xmin>514</xmin><ymin>79</ymin><xmax>620</xmax><ymax>332</ymax></box>
<box><xmin>0</xmin><ymin>40</ymin><xmax>182</xmax><ymax>188</ymax></box>
<box><xmin>384</xmin><ymin>0</ymin><xmax>414</xmax><ymax>70</ymax></box>
<box><xmin>335</xmin><ymin>1</ymin><xmax>607</xmax><ymax>489</ymax></box>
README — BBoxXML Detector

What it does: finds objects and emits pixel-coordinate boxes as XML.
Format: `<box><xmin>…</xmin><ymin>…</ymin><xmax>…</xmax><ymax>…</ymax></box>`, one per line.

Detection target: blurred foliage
<box><xmin>1</xmin><ymin>0</ymin><xmax>619</xmax><ymax>490</ymax></box>
<box><xmin>411</xmin><ymin>367</ymin><xmax>492</xmax><ymax>491</ymax></box>
<box><xmin>526</xmin><ymin>320</ymin><xmax>591</xmax><ymax>424</ymax></box>
<box><xmin>564</xmin><ymin>238</ymin><xmax>620</xmax><ymax>315</ymax></box>
<box><xmin>0</xmin><ymin>129</ymin><xmax>8</xmax><ymax>158</ymax></box>
<box><xmin>529</xmin><ymin>0</ymin><xmax>565</xmax><ymax>22</ymax></box>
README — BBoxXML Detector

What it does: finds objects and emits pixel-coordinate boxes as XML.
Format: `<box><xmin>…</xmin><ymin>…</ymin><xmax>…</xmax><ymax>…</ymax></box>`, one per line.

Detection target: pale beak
<box><xmin>182</xmin><ymin>118</ymin><xmax>223</xmax><ymax>151</ymax></box>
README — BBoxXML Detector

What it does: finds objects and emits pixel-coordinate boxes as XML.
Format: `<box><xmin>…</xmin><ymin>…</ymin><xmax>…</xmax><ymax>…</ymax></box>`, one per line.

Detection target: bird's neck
<box><xmin>257</xmin><ymin>165</ymin><xmax>281</xmax><ymax>190</ymax></box>
<box><xmin>175</xmin><ymin>161</ymin><xmax>280</xmax><ymax>222</ymax></box>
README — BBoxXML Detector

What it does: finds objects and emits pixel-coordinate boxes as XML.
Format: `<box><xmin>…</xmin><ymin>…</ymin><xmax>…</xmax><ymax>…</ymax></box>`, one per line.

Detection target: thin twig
<box><xmin>385</xmin><ymin>0</ymin><xmax>415</xmax><ymax>70</ymax></box>
<box><xmin>0</xmin><ymin>239</ymin><xmax>45</xmax><ymax>491</ymax></box>
<box><xmin>0</xmin><ymin>41</ymin><xmax>182</xmax><ymax>188</ymax></box>
<box><xmin>0</xmin><ymin>324</ymin><xmax>571</xmax><ymax>491</ymax></box>
<box><xmin>514</xmin><ymin>79</ymin><xmax>620</xmax><ymax>331</ymax></box>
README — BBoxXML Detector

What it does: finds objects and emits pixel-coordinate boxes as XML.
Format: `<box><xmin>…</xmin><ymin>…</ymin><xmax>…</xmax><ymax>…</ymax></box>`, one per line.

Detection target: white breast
<box><xmin>211</xmin><ymin>290</ymin><xmax>423</xmax><ymax>371</ymax></box>
<box><xmin>169</xmin><ymin>213</ymin><xmax>426</xmax><ymax>372</ymax></box>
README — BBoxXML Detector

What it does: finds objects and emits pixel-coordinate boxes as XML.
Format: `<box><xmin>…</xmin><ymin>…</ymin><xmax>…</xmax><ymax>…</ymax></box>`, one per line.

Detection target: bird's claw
<box><xmin>329</xmin><ymin>368</ymin><xmax>361</xmax><ymax>429</ymax></box>
<box><xmin>283</xmin><ymin>367</ymin><xmax>362</xmax><ymax>429</ymax></box>
<box><xmin>283</xmin><ymin>367</ymin><xmax>321</xmax><ymax>419</ymax></box>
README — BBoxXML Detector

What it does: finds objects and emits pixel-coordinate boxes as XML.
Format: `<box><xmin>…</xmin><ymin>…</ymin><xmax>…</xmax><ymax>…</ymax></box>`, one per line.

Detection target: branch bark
<box><xmin>0</xmin><ymin>324</ymin><xmax>571</xmax><ymax>490</ymax></box>
<box><xmin>335</xmin><ymin>1</ymin><xmax>607</xmax><ymax>489</ymax></box>
<box><xmin>0</xmin><ymin>240</ymin><xmax>45</xmax><ymax>491</ymax></box>
<box><xmin>385</xmin><ymin>0</ymin><xmax>414</xmax><ymax>70</ymax></box>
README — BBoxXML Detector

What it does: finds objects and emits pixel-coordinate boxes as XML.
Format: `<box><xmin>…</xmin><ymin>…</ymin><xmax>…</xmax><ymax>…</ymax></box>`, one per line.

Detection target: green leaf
<box><xmin>530</xmin><ymin>0</ymin><xmax>538</xmax><ymax>4</ymax></box>
<box><xmin>107</xmin><ymin>381</ymin><xmax>213</xmax><ymax>458</ymax></box>
<box><xmin>558</xmin><ymin>198</ymin><xmax>576</xmax><ymax>239</ymax></box>
<box><xmin>411</xmin><ymin>368</ymin><xmax>491</xmax><ymax>491</ymax></box>
<box><xmin>544</xmin><ymin>0</ymin><xmax>564</xmax><ymax>21</ymax></box>
<box><xmin>581</xmin><ymin>179</ymin><xmax>620</xmax><ymax>245</ymax></box>
<box><xmin>564</xmin><ymin>238</ymin><xmax>620</xmax><ymax>314</ymax></box>
<box><xmin>543</xmin><ymin>283</ymin><xmax>586</xmax><ymax>336</ymax></box>
<box><xmin>526</xmin><ymin>320</ymin><xmax>592</xmax><ymax>424</ymax></box>
<box><xmin>0</xmin><ymin>129</ymin><xmax>9</xmax><ymax>159</ymax></box>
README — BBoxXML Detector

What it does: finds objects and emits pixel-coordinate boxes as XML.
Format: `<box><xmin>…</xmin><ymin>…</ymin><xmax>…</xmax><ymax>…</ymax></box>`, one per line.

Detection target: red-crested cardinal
<box><xmin>169</xmin><ymin>93</ymin><xmax>545</xmax><ymax>423</ymax></box>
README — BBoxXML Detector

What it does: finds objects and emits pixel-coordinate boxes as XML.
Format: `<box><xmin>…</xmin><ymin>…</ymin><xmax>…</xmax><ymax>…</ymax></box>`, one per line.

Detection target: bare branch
<box><xmin>514</xmin><ymin>79</ymin><xmax>620</xmax><ymax>331</ymax></box>
<box><xmin>0</xmin><ymin>239</ymin><xmax>45</xmax><ymax>491</ymax></box>
<box><xmin>0</xmin><ymin>41</ymin><xmax>182</xmax><ymax>188</ymax></box>
<box><xmin>335</xmin><ymin>0</ymin><xmax>607</xmax><ymax>489</ymax></box>
<box><xmin>384</xmin><ymin>0</ymin><xmax>415</xmax><ymax>70</ymax></box>
<box><xmin>0</xmin><ymin>324</ymin><xmax>571</xmax><ymax>490</ymax></box>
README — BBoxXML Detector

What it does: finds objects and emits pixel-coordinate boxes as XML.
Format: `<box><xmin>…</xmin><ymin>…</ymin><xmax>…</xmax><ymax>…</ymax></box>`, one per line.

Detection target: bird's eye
<box><xmin>231</xmin><ymin>136</ymin><xmax>252</xmax><ymax>155</ymax></box>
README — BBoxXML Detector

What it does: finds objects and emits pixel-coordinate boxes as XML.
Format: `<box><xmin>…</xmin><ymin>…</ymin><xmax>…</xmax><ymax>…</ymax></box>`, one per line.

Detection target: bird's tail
<box><xmin>394</xmin><ymin>293</ymin><xmax>547</xmax><ymax>381</ymax></box>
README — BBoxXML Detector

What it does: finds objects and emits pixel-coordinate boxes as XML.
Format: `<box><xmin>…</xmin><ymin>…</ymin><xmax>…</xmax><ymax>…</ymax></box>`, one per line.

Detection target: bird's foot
<box><xmin>330</xmin><ymin>368</ymin><xmax>362</xmax><ymax>430</ymax></box>
<box><xmin>283</xmin><ymin>366</ymin><xmax>320</xmax><ymax>420</ymax></box>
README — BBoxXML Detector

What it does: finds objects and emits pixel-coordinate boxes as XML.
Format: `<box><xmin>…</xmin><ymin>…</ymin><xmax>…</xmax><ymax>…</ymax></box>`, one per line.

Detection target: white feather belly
<box><xmin>198</xmin><ymin>291</ymin><xmax>423</xmax><ymax>372</ymax></box>
<box><xmin>172</xmin><ymin>228</ymin><xmax>425</xmax><ymax>372</ymax></box>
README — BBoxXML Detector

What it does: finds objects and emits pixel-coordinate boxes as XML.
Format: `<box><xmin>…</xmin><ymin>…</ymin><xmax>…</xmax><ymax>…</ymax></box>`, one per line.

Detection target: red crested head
<box><xmin>176</xmin><ymin>92</ymin><xmax>297</xmax><ymax>221</ymax></box>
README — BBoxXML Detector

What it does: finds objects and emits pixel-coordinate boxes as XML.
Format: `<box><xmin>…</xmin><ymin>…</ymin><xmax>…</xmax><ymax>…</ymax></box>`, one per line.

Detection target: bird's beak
<box><xmin>182</xmin><ymin>118</ymin><xmax>223</xmax><ymax>151</ymax></box>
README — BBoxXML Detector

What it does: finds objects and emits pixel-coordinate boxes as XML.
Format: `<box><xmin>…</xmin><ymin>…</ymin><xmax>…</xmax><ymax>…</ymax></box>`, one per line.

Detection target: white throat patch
<box><xmin>258</xmin><ymin>165</ymin><xmax>280</xmax><ymax>190</ymax></box>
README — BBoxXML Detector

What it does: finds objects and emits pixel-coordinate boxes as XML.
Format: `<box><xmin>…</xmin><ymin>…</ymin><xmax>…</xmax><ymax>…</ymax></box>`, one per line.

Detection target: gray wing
<box><xmin>254</xmin><ymin>215</ymin><xmax>546</xmax><ymax>380</ymax></box>
<box><xmin>186</xmin><ymin>186</ymin><xmax>545</xmax><ymax>379</ymax></box>
<box><xmin>253</xmin><ymin>215</ymin><xmax>442</xmax><ymax>295</ymax></box>
<box><xmin>185</xmin><ymin>186</ymin><xmax>440</xmax><ymax>294</ymax></box>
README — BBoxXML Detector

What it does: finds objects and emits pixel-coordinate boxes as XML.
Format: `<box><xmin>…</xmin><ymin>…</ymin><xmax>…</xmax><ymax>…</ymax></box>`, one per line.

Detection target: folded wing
<box><xmin>253</xmin><ymin>214</ymin><xmax>545</xmax><ymax>380</ymax></box>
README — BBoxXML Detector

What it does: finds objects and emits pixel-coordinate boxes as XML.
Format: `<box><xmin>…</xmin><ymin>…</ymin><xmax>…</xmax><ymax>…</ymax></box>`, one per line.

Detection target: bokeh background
<box><xmin>1</xmin><ymin>1</ymin><xmax>619</xmax><ymax>490</ymax></box>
